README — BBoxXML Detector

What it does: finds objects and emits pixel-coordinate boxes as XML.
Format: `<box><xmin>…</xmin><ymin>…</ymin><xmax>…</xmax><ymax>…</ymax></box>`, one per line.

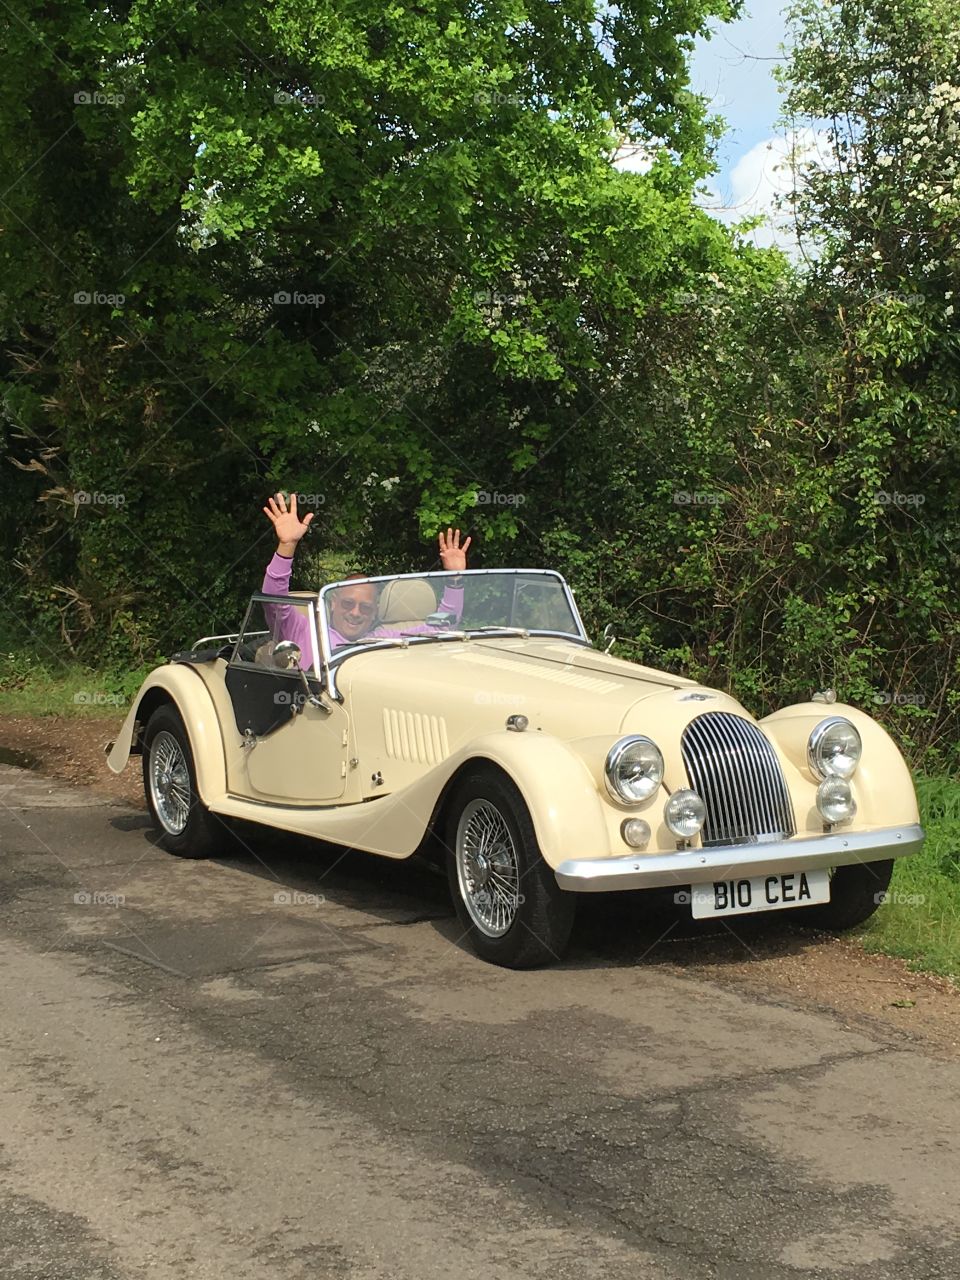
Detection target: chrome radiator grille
<box><xmin>681</xmin><ymin>712</ymin><xmax>796</xmax><ymax>847</ymax></box>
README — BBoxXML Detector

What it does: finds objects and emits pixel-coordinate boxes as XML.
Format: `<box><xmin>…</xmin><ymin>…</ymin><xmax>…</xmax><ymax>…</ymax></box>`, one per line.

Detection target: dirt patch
<box><xmin>0</xmin><ymin>714</ymin><xmax>142</xmax><ymax>809</ymax></box>
<box><xmin>0</xmin><ymin>712</ymin><xmax>956</xmax><ymax>1053</ymax></box>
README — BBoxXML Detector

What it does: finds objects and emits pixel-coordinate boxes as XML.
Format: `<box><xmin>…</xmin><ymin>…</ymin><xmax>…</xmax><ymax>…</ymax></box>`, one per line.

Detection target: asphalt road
<box><xmin>0</xmin><ymin>762</ymin><xmax>958</xmax><ymax>1280</ymax></box>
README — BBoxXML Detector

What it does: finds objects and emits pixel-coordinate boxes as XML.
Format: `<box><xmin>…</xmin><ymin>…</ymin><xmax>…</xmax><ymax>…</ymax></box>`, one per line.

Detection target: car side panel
<box><xmin>209</xmin><ymin>731</ymin><xmax>614</xmax><ymax>866</ymax></box>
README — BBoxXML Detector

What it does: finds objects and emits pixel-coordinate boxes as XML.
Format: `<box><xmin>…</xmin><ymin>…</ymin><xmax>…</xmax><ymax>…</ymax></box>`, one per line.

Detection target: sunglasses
<box><xmin>336</xmin><ymin>597</ymin><xmax>377</xmax><ymax>617</ymax></box>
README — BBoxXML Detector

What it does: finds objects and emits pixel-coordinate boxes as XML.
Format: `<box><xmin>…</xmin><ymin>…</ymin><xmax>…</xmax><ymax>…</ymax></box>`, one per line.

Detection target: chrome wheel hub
<box><xmin>149</xmin><ymin>731</ymin><xmax>191</xmax><ymax>835</ymax></box>
<box><xmin>456</xmin><ymin>799</ymin><xmax>521</xmax><ymax>938</ymax></box>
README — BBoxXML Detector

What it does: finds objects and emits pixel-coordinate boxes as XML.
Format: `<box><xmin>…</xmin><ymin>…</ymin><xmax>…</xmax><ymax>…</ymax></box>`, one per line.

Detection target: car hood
<box><xmin>337</xmin><ymin>636</ymin><xmax>754</xmax><ymax>749</ymax></box>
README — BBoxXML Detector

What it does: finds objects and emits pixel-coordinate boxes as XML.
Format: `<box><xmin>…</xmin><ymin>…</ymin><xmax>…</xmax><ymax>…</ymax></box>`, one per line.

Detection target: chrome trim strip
<box><xmin>554</xmin><ymin>823</ymin><xmax>925</xmax><ymax>892</ymax></box>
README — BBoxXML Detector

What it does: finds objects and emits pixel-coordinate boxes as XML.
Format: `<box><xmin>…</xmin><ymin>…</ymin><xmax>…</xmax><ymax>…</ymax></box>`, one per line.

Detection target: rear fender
<box><xmin>106</xmin><ymin>665</ymin><xmax>227</xmax><ymax>806</ymax></box>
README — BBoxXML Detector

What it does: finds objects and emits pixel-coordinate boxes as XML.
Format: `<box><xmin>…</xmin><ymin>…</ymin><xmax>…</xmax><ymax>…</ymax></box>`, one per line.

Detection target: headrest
<box><xmin>377</xmin><ymin>579</ymin><xmax>437</xmax><ymax>623</ymax></box>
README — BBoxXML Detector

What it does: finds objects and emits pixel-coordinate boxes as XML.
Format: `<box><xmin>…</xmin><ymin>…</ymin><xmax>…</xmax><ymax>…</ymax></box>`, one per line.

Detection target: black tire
<box><xmin>788</xmin><ymin>858</ymin><xmax>894</xmax><ymax>932</ymax></box>
<box><xmin>444</xmin><ymin>765</ymin><xmax>576</xmax><ymax>968</ymax></box>
<box><xmin>142</xmin><ymin>705</ymin><xmax>221</xmax><ymax>858</ymax></box>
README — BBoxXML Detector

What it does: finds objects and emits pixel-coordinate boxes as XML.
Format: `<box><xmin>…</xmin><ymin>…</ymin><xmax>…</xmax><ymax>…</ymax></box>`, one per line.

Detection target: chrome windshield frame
<box><xmin>317</xmin><ymin>568</ymin><xmax>589</xmax><ymax>694</ymax></box>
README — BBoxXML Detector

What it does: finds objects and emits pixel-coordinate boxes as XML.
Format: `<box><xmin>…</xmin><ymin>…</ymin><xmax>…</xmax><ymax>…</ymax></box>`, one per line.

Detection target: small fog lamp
<box><xmin>621</xmin><ymin>818</ymin><xmax>651</xmax><ymax>849</ymax></box>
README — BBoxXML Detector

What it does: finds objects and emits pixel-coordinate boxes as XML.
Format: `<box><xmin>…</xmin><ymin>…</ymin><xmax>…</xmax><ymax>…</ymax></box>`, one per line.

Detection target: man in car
<box><xmin>261</xmin><ymin>492</ymin><xmax>471</xmax><ymax>653</ymax></box>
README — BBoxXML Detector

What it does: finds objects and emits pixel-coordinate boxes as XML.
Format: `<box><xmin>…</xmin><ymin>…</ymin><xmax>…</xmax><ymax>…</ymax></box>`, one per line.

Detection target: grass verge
<box><xmin>0</xmin><ymin>651</ymin><xmax>151</xmax><ymax>717</ymax></box>
<box><xmin>859</xmin><ymin>775</ymin><xmax>960</xmax><ymax>983</ymax></box>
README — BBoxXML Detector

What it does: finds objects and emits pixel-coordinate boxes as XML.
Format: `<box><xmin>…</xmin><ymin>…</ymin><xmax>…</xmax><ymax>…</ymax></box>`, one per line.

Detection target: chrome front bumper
<box><xmin>554</xmin><ymin>823</ymin><xmax>925</xmax><ymax>893</ymax></box>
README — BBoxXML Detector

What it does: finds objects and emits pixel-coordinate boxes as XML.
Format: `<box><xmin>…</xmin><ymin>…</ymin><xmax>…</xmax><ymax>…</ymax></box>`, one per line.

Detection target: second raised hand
<box><xmin>438</xmin><ymin>527</ymin><xmax>472</xmax><ymax>572</ymax></box>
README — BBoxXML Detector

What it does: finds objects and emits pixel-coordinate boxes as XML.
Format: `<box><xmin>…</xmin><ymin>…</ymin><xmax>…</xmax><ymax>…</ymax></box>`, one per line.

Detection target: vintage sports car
<box><xmin>108</xmin><ymin>568</ymin><xmax>924</xmax><ymax>967</ymax></box>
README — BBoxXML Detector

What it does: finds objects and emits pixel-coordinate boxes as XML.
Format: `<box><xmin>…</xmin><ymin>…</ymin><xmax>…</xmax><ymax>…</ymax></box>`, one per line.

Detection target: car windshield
<box><xmin>318</xmin><ymin>569</ymin><xmax>586</xmax><ymax>660</ymax></box>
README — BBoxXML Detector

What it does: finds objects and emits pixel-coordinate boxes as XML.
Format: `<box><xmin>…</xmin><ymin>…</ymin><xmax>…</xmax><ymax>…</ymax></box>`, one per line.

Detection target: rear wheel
<box><xmin>444</xmin><ymin>766</ymin><xmax>576</xmax><ymax>968</ymax></box>
<box><xmin>788</xmin><ymin>859</ymin><xmax>894</xmax><ymax>931</ymax></box>
<box><xmin>142</xmin><ymin>705</ymin><xmax>219</xmax><ymax>858</ymax></box>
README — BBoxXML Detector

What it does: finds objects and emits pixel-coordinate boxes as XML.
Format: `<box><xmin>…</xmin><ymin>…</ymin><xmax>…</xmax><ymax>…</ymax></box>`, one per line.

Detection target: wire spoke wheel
<box><xmin>456</xmin><ymin>799</ymin><xmax>522</xmax><ymax>938</ymax></box>
<box><xmin>149</xmin><ymin>729</ymin><xmax>192</xmax><ymax>835</ymax></box>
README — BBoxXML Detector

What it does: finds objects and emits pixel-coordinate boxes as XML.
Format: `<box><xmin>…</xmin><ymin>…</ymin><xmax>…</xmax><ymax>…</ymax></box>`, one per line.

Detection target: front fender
<box><xmin>107</xmin><ymin>665</ymin><xmax>227</xmax><ymax>806</ymax></box>
<box><xmin>760</xmin><ymin>701</ymin><xmax>920</xmax><ymax>828</ymax></box>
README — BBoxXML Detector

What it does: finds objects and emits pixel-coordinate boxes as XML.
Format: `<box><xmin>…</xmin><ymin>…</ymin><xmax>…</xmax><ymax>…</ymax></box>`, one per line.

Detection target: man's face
<box><xmin>328</xmin><ymin>582</ymin><xmax>378</xmax><ymax>641</ymax></box>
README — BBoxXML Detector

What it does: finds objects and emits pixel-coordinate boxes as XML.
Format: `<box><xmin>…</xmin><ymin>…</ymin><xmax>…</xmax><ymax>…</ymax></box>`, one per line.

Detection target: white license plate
<box><xmin>689</xmin><ymin>868</ymin><xmax>830</xmax><ymax>919</ymax></box>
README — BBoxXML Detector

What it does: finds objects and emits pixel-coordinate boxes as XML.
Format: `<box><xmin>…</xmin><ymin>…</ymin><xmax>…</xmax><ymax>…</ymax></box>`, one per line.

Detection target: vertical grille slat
<box><xmin>681</xmin><ymin>712</ymin><xmax>795</xmax><ymax>847</ymax></box>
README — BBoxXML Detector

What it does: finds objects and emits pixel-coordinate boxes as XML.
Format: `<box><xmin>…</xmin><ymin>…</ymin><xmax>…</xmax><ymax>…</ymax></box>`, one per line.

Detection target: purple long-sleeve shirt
<box><xmin>261</xmin><ymin>553</ymin><xmax>465</xmax><ymax>661</ymax></box>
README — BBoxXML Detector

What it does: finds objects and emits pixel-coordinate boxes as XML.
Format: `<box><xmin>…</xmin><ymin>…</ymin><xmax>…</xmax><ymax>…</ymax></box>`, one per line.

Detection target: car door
<box><xmin>224</xmin><ymin>595</ymin><xmax>349</xmax><ymax>804</ymax></box>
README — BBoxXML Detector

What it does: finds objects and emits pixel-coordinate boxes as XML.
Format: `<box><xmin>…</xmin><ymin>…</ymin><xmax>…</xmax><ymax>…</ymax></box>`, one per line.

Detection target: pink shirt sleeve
<box><xmin>261</xmin><ymin>552</ymin><xmax>314</xmax><ymax>662</ymax></box>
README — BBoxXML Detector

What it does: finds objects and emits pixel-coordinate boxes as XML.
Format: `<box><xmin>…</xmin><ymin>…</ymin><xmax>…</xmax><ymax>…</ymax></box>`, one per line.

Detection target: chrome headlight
<box><xmin>807</xmin><ymin>717</ymin><xmax>862</xmax><ymax>779</ymax></box>
<box><xmin>664</xmin><ymin>789</ymin><xmax>706</xmax><ymax>839</ymax></box>
<box><xmin>605</xmin><ymin>736</ymin><xmax>664</xmax><ymax>804</ymax></box>
<box><xmin>817</xmin><ymin>777</ymin><xmax>857</xmax><ymax>824</ymax></box>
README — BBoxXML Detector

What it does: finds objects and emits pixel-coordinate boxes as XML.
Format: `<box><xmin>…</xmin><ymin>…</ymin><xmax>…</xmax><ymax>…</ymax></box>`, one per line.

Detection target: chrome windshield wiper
<box><xmin>472</xmin><ymin>626</ymin><xmax>529</xmax><ymax>637</ymax></box>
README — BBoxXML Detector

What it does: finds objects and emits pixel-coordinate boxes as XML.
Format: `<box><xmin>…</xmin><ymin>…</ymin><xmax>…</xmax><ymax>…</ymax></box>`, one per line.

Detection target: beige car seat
<box><xmin>375</xmin><ymin>579</ymin><xmax>438</xmax><ymax>630</ymax></box>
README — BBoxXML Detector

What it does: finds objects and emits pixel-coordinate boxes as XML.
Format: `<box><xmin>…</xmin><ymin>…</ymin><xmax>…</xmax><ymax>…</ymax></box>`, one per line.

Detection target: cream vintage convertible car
<box><xmin>108</xmin><ymin>568</ymin><xmax>924</xmax><ymax>967</ymax></box>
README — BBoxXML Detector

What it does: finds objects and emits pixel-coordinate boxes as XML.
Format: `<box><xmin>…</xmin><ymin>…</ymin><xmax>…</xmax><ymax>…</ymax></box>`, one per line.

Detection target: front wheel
<box><xmin>444</xmin><ymin>766</ymin><xmax>576</xmax><ymax>968</ymax></box>
<box><xmin>142</xmin><ymin>705</ymin><xmax>219</xmax><ymax>858</ymax></box>
<box><xmin>788</xmin><ymin>858</ymin><xmax>894</xmax><ymax>932</ymax></box>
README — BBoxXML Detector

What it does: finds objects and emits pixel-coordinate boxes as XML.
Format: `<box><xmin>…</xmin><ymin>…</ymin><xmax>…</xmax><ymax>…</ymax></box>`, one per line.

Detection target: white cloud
<box><xmin>701</xmin><ymin>127</ymin><xmax>832</xmax><ymax>254</ymax></box>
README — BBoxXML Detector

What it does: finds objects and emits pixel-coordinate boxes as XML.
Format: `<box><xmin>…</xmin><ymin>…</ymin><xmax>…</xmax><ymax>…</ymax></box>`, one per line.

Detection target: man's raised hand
<box><xmin>263</xmin><ymin>492</ymin><xmax>314</xmax><ymax>556</ymax></box>
<box><xmin>438</xmin><ymin>527</ymin><xmax>472</xmax><ymax>572</ymax></box>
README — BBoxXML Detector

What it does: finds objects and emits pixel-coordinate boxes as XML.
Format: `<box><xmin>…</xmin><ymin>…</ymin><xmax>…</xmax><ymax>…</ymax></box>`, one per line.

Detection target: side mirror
<box><xmin>273</xmin><ymin>639</ymin><xmax>302</xmax><ymax>669</ymax></box>
<box><xmin>272</xmin><ymin>639</ymin><xmax>330</xmax><ymax>716</ymax></box>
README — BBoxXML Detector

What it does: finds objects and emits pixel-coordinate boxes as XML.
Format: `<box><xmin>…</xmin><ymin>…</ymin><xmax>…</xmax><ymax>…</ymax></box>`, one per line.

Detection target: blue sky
<box><xmin>688</xmin><ymin>0</ymin><xmax>797</xmax><ymax>245</ymax></box>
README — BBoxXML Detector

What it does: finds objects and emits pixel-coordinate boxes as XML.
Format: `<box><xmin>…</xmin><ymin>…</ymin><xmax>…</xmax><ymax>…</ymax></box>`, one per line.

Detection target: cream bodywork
<box><xmin>109</xmin><ymin>636</ymin><xmax>921</xmax><ymax>871</ymax></box>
